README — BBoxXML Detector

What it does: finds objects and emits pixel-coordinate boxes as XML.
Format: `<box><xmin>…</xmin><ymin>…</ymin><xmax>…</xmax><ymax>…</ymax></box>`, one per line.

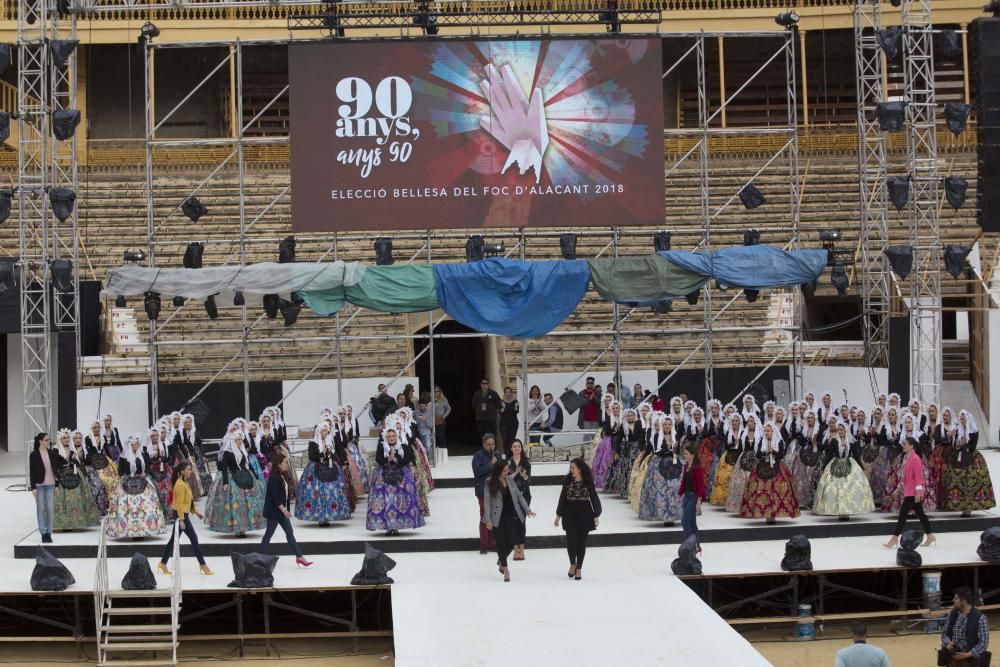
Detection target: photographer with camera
<box><xmin>940</xmin><ymin>587</ymin><xmax>990</xmax><ymax>667</ymax></box>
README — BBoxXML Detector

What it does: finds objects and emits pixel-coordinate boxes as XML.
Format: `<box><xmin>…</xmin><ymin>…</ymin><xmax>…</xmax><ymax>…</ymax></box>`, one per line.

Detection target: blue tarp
<box><xmin>659</xmin><ymin>246</ymin><xmax>828</xmax><ymax>288</ymax></box>
<box><xmin>433</xmin><ymin>258</ymin><xmax>590</xmax><ymax>338</ymax></box>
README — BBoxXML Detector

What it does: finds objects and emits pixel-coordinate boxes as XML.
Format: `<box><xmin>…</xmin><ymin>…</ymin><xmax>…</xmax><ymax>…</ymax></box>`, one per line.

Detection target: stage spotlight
<box><xmin>228</xmin><ymin>552</ymin><xmax>278</xmax><ymax>588</ymax></box>
<box><xmin>123</xmin><ymin>250</ymin><xmax>145</xmax><ymax>263</ymax></box>
<box><xmin>944</xmin><ymin>103</ymin><xmax>971</xmax><ymax>136</ymax></box>
<box><xmin>887</xmin><ymin>175</ymin><xmax>910</xmax><ymax>211</ymax></box>
<box><xmin>944</xmin><ymin>244</ymin><xmax>972</xmax><ymax>279</ymax></box>
<box><xmin>0</xmin><ymin>257</ymin><xmax>15</xmax><ymax>295</ymax></box>
<box><xmin>279</xmin><ymin>235</ymin><xmax>296</xmax><ymax>263</ymax></box>
<box><xmin>889</xmin><ymin>0</ymin><xmax>901</xmax><ymax>6</ymax></box>
<box><xmin>172</xmin><ymin>296</ymin><xmax>185</xmax><ymax>307</ymax></box>
<box><xmin>944</xmin><ymin>175</ymin><xmax>968</xmax><ymax>210</ymax></box>
<box><xmin>181</xmin><ymin>196</ymin><xmax>207</xmax><ymax>223</ymax></box>
<box><xmin>466</xmin><ymin>236</ymin><xmax>485</xmax><ymax>262</ymax></box>
<box><xmin>743</xmin><ymin>229</ymin><xmax>761</xmax><ymax>246</ymax></box>
<box><xmin>986</xmin><ymin>0</ymin><xmax>1000</xmax><ymax>17</ymax></box>
<box><xmin>263</xmin><ymin>294</ymin><xmax>279</xmax><ymax>319</ymax></box>
<box><xmin>233</xmin><ymin>291</ymin><xmax>245</xmax><ymax>306</ymax></box>
<box><xmin>937</xmin><ymin>29</ymin><xmax>962</xmax><ymax>58</ymax></box>
<box><xmin>144</xmin><ymin>292</ymin><xmax>161</xmax><ymax>321</ymax></box>
<box><xmin>744</xmin><ymin>289</ymin><xmax>760</xmax><ymax>303</ymax></box>
<box><xmin>204</xmin><ymin>295</ymin><xmax>218</xmax><ymax>320</ymax></box>
<box><xmin>30</xmin><ymin>547</ymin><xmax>75</xmax><ymax>592</ymax></box>
<box><xmin>819</xmin><ymin>230</ymin><xmax>842</xmax><ymax>243</ymax></box>
<box><xmin>896</xmin><ymin>530</ymin><xmax>923</xmax><ymax>567</ymax></box>
<box><xmin>279</xmin><ymin>298</ymin><xmax>301</xmax><ymax>327</ymax></box>
<box><xmin>781</xmin><ymin>534</ymin><xmax>813</xmax><ymax>571</ymax></box>
<box><xmin>51</xmin><ymin>109</ymin><xmax>80</xmax><ymax>141</ymax></box>
<box><xmin>183</xmin><ymin>242</ymin><xmax>204</xmax><ymax>269</ymax></box>
<box><xmin>49</xmin><ymin>40</ymin><xmax>78</xmax><ymax>69</ymax></box>
<box><xmin>978</xmin><ymin>527</ymin><xmax>1000</xmax><ymax>564</ymax></box>
<box><xmin>739</xmin><ymin>184</ymin><xmax>766</xmax><ymax>210</ymax></box>
<box><xmin>774</xmin><ymin>11</ymin><xmax>799</xmax><ymax>28</ymax></box>
<box><xmin>875</xmin><ymin>102</ymin><xmax>905</xmax><ymax>132</ymax></box>
<box><xmin>599</xmin><ymin>1</ymin><xmax>621</xmax><ymax>34</ymax></box>
<box><xmin>140</xmin><ymin>21</ymin><xmax>160</xmax><ymax>40</ymax></box>
<box><xmin>650</xmin><ymin>300</ymin><xmax>672</xmax><ymax>314</ymax></box>
<box><xmin>50</xmin><ymin>259</ymin><xmax>73</xmax><ymax>292</ymax></box>
<box><xmin>0</xmin><ymin>111</ymin><xmax>9</xmax><ymax>144</ymax></box>
<box><xmin>49</xmin><ymin>187</ymin><xmax>76</xmax><ymax>222</ymax></box>
<box><xmin>374</xmin><ymin>238</ymin><xmax>394</xmax><ymax>266</ymax></box>
<box><xmin>559</xmin><ymin>233</ymin><xmax>578</xmax><ymax>260</ymax></box>
<box><xmin>115</xmin><ymin>295</ymin><xmax>126</xmax><ymax>308</ymax></box>
<box><xmin>413</xmin><ymin>0</ymin><xmax>439</xmax><ymax>36</ymax></box>
<box><xmin>653</xmin><ymin>231</ymin><xmax>671</xmax><ymax>252</ymax></box>
<box><xmin>0</xmin><ymin>189</ymin><xmax>12</xmax><ymax>223</ymax></box>
<box><xmin>875</xmin><ymin>26</ymin><xmax>903</xmax><ymax>60</ymax></box>
<box><xmin>830</xmin><ymin>263</ymin><xmax>849</xmax><ymax>297</ymax></box>
<box><xmin>351</xmin><ymin>543</ymin><xmax>397</xmax><ymax>585</ymax></box>
<box><xmin>670</xmin><ymin>535</ymin><xmax>703</xmax><ymax>576</ymax></box>
<box><xmin>884</xmin><ymin>245</ymin><xmax>914</xmax><ymax>279</ymax></box>
<box><xmin>290</xmin><ymin>291</ymin><xmax>304</xmax><ymax>306</ymax></box>
<box><xmin>685</xmin><ymin>289</ymin><xmax>700</xmax><ymax>306</ymax></box>
<box><xmin>121</xmin><ymin>553</ymin><xmax>156</xmax><ymax>590</ymax></box>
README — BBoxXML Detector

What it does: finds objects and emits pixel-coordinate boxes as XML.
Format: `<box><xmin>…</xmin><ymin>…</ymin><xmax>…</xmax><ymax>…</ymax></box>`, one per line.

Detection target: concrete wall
<box><xmin>76</xmin><ymin>384</ymin><xmax>151</xmax><ymax>440</ymax></box>
<box><xmin>799</xmin><ymin>366</ymin><xmax>890</xmax><ymax>409</ymax></box>
<box><xmin>281</xmin><ymin>376</ymin><xmax>419</xmax><ymax>440</ymax></box>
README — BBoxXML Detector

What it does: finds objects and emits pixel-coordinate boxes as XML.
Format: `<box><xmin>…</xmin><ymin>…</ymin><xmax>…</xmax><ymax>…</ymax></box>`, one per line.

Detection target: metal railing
<box><xmin>93</xmin><ymin>517</ymin><xmax>109</xmax><ymax>665</ymax></box>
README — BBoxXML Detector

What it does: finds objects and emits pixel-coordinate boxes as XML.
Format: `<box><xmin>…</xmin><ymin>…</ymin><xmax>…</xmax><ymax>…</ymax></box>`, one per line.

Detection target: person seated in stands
<box><xmin>540</xmin><ymin>393</ymin><xmax>563</xmax><ymax>446</ymax></box>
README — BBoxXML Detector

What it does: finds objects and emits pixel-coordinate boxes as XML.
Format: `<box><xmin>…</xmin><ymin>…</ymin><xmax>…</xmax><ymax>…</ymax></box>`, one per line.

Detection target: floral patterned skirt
<box><xmin>205</xmin><ymin>473</ymin><xmax>265</xmax><ymax>534</ymax></box>
<box><xmin>739</xmin><ymin>462</ymin><xmax>800</xmax><ymax>519</ymax></box>
<box><xmin>725</xmin><ymin>453</ymin><xmax>754</xmax><ymax>513</ymax></box>
<box><xmin>942</xmin><ymin>454</ymin><xmax>997</xmax><ymax>511</ymax></box>
<box><xmin>149</xmin><ymin>464</ymin><xmax>174</xmax><ymax>521</ymax></box>
<box><xmin>870</xmin><ymin>447</ymin><xmax>896</xmax><ymax>506</ymax></box>
<box><xmin>630</xmin><ymin>454</ymin><xmax>652</xmax><ymax>513</ymax></box>
<box><xmin>638</xmin><ymin>459</ymin><xmax>682</xmax><ymax>522</ymax></box>
<box><xmin>927</xmin><ymin>445</ymin><xmax>951</xmax><ymax>505</ymax></box>
<box><xmin>616</xmin><ymin>445</ymin><xmax>641</xmax><ymax>500</ymax></box>
<box><xmin>94</xmin><ymin>459</ymin><xmax>121</xmax><ymax>504</ymax></box>
<box><xmin>184</xmin><ymin>458</ymin><xmax>204</xmax><ymax>499</ymax></box>
<box><xmin>413</xmin><ymin>441</ymin><xmax>435</xmax><ymax>494</ymax></box>
<box><xmin>813</xmin><ymin>459</ymin><xmax>876</xmax><ymax>516</ymax></box>
<box><xmin>105</xmin><ymin>476</ymin><xmax>168</xmax><ymax>539</ymax></box>
<box><xmin>82</xmin><ymin>465</ymin><xmax>110</xmax><ymax>515</ymax></box>
<box><xmin>53</xmin><ymin>469</ymin><xmax>102</xmax><ymax>530</ymax></box>
<box><xmin>248</xmin><ymin>455</ymin><xmax>269</xmax><ymax>499</ymax></box>
<box><xmin>348</xmin><ymin>443</ymin><xmax>370</xmax><ymax>495</ymax></box>
<box><xmin>293</xmin><ymin>461</ymin><xmax>353</xmax><ymax>523</ymax></box>
<box><xmin>591</xmin><ymin>436</ymin><xmax>613</xmax><ymax>490</ymax></box>
<box><xmin>709</xmin><ymin>455</ymin><xmax>735</xmax><ymax>506</ymax></box>
<box><xmin>884</xmin><ymin>456</ymin><xmax>938</xmax><ymax>513</ymax></box>
<box><xmin>366</xmin><ymin>465</ymin><xmax>426</xmax><ymax>532</ymax></box>
<box><xmin>787</xmin><ymin>444</ymin><xmax>823</xmax><ymax>509</ymax></box>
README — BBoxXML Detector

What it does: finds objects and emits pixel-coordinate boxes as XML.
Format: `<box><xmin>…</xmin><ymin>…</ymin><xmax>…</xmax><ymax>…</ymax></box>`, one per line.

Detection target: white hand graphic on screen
<box><xmin>478</xmin><ymin>63</ymin><xmax>548</xmax><ymax>185</ymax></box>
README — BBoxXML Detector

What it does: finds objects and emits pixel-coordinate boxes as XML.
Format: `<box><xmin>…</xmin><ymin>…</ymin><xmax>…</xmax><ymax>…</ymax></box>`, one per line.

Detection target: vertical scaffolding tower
<box><xmin>854</xmin><ymin>0</ymin><xmax>891</xmax><ymax>372</ymax></box>
<box><xmin>902</xmin><ymin>0</ymin><xmax>942</xmax><ymax>404</ymax></box>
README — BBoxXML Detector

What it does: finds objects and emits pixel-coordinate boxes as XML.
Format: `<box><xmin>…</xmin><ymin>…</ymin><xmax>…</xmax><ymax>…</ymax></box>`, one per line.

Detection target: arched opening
<box><xmin>414</xmin><ymin>320</ymin><xmax>485</xmax><ymax>455</ymax></box>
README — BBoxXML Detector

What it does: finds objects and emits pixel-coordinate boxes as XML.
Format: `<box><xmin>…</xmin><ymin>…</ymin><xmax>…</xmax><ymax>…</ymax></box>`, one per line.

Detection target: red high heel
<box><xmin>295</xmin><ymin>557</ymin><xmax>314</xmax><ymax>568</ymax></box>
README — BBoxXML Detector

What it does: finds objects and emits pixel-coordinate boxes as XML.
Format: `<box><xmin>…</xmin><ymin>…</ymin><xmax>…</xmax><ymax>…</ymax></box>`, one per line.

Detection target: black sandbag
<box><xmin>351</xmin><ymin>543</ymin><xmax>397</xmax><ymax>585</ymax></box>
<box><xmin>30</xmin><ymin>547</ymin><xmax>75</xmax><ymax>591</ymax></box>
<box><xmin>228</xmin><ymin>552</ymin><xmax>278</xmax><ymax>589</ymax></box>
<box><xmin>559</xmin><ymin>389</ymin><xmax>588</xmax><ymax>415</ymax></box>
<box><xmin>670</xmin><ymin>535</ymin><xmax>703</xmax><ymax>576</ymax></box>
<box><xmin>978</xmin><ymin>527</ymin><xmax>1000</xmax><ymax>564</ymax></box>
<box><xmin>121</xmin><ymin>552</ymin><xmax>157</xmax><ymax>590</ymax></box>
<box><xmin>896</xmin><ymin>529</ymin><xmax>924</xmax><ymax>567</ymax></box>
<box><xmin>781</xmin><ymin>534</ymin><xmax>813</xmax><ymax>571</ymax></box>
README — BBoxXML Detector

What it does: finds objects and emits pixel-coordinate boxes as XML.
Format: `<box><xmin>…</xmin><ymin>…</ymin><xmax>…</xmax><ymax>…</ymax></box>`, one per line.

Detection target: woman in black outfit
<box><xmin>555</xmin><ymin>457</ymin><xmax>602</xmax><ymax>581</ymax></box>
<box><xmin>506</xmin><ymin>438</ymin><xmax>532</xmax><ymax>560</ymax></box>
<box><xmin>261</xmin><ymin>451</ymin><xmax>313</xmax><ymax>568</ymax></box>
<box><xmin>499</xmin><ymin>387</ymin><xmax>520</xmax><ymax>456</ymax></box>
<box><xmin>483</xmin><ymin>458</ymin><xmax>534</xmax><ymax>582</ymax></box>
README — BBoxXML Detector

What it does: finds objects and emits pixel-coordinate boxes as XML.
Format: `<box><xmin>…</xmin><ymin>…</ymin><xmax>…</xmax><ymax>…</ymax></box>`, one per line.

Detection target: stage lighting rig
<box><xmin>123</xmin><ymin>250</ymin><xmax>146</xmax><ymax>263</ymax></box>
<box><xmin>653</xmin><ymin>231</ymin><xmax>671</xmax><ymax>252</ymax></box>
<box><xmin>465</xmin><ymin>236</ymin><xmax>504</xmax><ymax>262</ymax></box>
<box><xmin>140</xmin><ymin>21</ymin><xmax>160</xmax><ymax>41</ymax></box>
<box><xmin>559</xmin><ymin>233</ymin><xmax>578</xmax><ymax>260</ymax></box>
<box><xmin>115</xmin><ymin>295</ymin><xmax>126</xmax><ymax>308</ymax></box>
<box><xmin>986</xmin><ymin>0</ymin><xmax>1000</xmax><ymax>17</ymax></box>
<box><xmin>774</xmin><ymin>11</ymin><xmax>798</xmax><ymax>29</ymax></box>
<box><xmin>50</xmin><ymin>259</ymin><xmax>73</xmax><ymax>293</ymax></box>
<box><xmin>144</xmin><ymin>292</ymin><xmax>161</xmax><ymax>321</ymax></box>
<box><xmin>374</xmin><ymin>238</ymin><xmax>394</xmax><ymax>266</ymax></box>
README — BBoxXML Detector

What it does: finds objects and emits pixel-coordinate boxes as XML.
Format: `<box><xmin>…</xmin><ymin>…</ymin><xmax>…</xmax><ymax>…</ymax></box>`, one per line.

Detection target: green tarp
<box><xmin>302</xmin><ymin>264</ymin><xmax>439</xmax><ymax>316</ymax></box>
<box><xmin>587</xmin><ymin>255</ymin><xmax>708</xmax><ymax>304</ymax></box>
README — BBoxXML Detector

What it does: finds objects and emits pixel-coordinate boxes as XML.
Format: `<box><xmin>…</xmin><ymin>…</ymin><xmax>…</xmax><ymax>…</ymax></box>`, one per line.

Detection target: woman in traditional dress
<box><xmin>941</xmin><ymin>410</ymin><xmax>996</xmax><ymax>515</ymax></box>
<box><xmin>106</xmin><ymin>434</ymin><xmax>167</xmax><ymax>539</ymax></box>
<box><xmin>711</xmin><ymin>413</ymin><xmax>746</xmax><ymax>506</ymax></box>
<box><xmin>72</xmin><ymin>428</ymin><xmax>109</xmax><ymax>516</ymax></box>
<box><xmin>928</xmin><ymin>406</ymin><xmax>957</xmax><ymax>505</ymax></box>
<box><xmin>813</xmin><ymin>422</ymin><xmax>875</xmax><ymax>520</ymax></box>
<box><xmin>101</xmin><ymin>414</ymin><xmax>123</xmax><ymax>463</ymax></box>
<box><xmin>851</xmin><ymin>409</ymin><xmax>879</xmax><ymax>481</ymax></box>
<box><xmin>262</xmin><ymin>408</ymin><xmax>298</xmax><ymax>494</ymax></box>
<box><xmin>688</xmin><ymin>407</ymin><xmax>713</xmax><ymax>488</ymax></box>
<box><xmin>143</xmin><ymin>427</ymin><xmax>173</xmax><ymax>519</ymax></box>
<box><xmin>629</xmin><ymin>411</ymin><xmax>658</xmax><ymax>513</ymax></box>
<box><xmin>740</xmin><ymin>394</ymin><xmax>761</xmax><ymax>426</ymax></box>
<box><xmin>788</xmin><ymin>410</ymin><xmax>823</xmax><ymax>510</ymax></box>
<box><xmin>51</xmin><ymin>429</ymin><xmax>101</xmax><ymax>530</ymax></box>
<box><xmin>907</xmin><ymin>399</ymin><xmax>927</xmax><ymax>431</ymax></box>
<box><xmin>590</xmin><ymin>394</ymin><xmax>616</xmax><ymax>489</ymax></box>
<box><xmin>762</xmin><ymin>401</ymin><xmax>777</xmax><ymax>427</ymax></box>
<box><xmin>888</xmin><ymin>392</ymin><xmax>901</xmax><ymax>411</ymax></box>
<box><xmin>366</xmin><ymin>427</ymin><xmax>425</xmax><ymax>535</ymax></box>
<box><xmin>343</xmin><ymin>404</ymin><xmax>370</xmax><ymax>495</ymax></box>
<box><xmin>245</xmin><ymin>421</ymin><xmax>269</xmax><ymax>485</ymax></box>
<box><xmin>884</xmin><ymin>414</ymin><xmax>937</xmax><ymax>512</ymax></box>
<box><xmin>703</xmin><ymin>400</ymin><xmax>726</xmax><ymax>499</ymax></box>
<box><xmin>614</xmin><ymin>408</ymin><xmax>642</xmax><ymax>500</ymax></box>
<box><xmin>668</xmin><ymin>397</ymin><xmax>686</xmax><ymax>438</ymax></box>
<box><xmin>638</xmin><ymin>415</ymin><xmax>683</xmax><ymax>526</ymax></box>
<box><xmin>392</xmin><ymin>412</ymin><xmax>431</xmax><ymax>516</ymax></box>
<box><xmin>604</xmin><ymin>403</ymin><xmax>629</xmax><ymax>495</ymax></box>
<box><xmin>726</xmin><ymin>414</ymin><xmax>762</xmax><ymax>513</ymax></box>
<box><xmin>872</xmin><ymin>406</ymin><xmax>902</xmax><ymax>507</ymax></box>
<box><xmin>399</xmin><ymin>407</ymin><xmax>435</xmax><ymax>496</ymax></box>
<box><xmin>177</xmin><ymin>413</ymin><xmax>208</xmax><ymax>499</ymax></box>
<box><xmin>332</xmin><ymin>408</ymin><xmax>364</xmax><ymax>503</ymax></box>
<box><xmin>294</xmin><ymin>419</ymin><xmax>353</xmax><ymax>525</ymax></box>
<box><xmin>85</xmin><ymin>420</ymin><xmax>120</xmax><ymax>507</ymax></box>
<box><xmin>204</xmin><ymin>422</ymin><xmax>264</xmax><ymax>536</ymax></box>
<box><xmin>816</xmin><ymin>392</ymin><xmax>834</xmax><ymax>425</ymax></box>
<box><xmin>739</xmin><ymin>421</ymin><xmax>800</xmax><ymax>523</ymax></box>
<box><xmin>803</xmin><ymin>391</ymin><xmax>816</xmax><ymax>414</ymax></box>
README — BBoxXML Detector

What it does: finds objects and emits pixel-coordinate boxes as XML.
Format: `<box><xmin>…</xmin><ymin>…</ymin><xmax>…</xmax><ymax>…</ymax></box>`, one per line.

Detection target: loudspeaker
<box><xmin>972</xmin><ymin>18</ymin><xmax>1000</xmax><ymax>233</ymax></box>
<box><xmin>979</xmin><ymin>143</ymin><xmax>1000</xmax><ymax>233</ymax></box>
<box><xmin>888</xmin><ymin>316</ymin><xmax>909</xmax><ymax>403</ymax></box>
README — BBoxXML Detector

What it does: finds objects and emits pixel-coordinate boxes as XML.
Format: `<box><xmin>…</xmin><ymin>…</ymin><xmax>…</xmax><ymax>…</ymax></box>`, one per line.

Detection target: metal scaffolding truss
<box><xmin>901</xmin><ymin>0</ymin><xmax>941</xmax><ymax>404</ymax></box>
<box><xmin>854</xmin><ymin>0</ymin><xmax>890</xmax><ymax>372</ymax></box>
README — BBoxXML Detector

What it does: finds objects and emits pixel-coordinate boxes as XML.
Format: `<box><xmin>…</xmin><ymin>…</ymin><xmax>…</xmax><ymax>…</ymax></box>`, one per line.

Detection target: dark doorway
<box><xmin>414</xmin><ymin>320</ymin><xmax>485</xmax><ymax>455</ymax></box>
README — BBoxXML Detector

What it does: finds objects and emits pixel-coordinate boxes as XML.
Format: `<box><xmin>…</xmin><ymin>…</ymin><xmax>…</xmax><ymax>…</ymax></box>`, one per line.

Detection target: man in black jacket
<box><xmin>472</xmin><ymin>379</ymin><xmax>502</xmax><ymax>442</ymax></box>
<box><xmin>472</xmin><ymin>434</ymin><xmax>499</xmax><ymax>554</ymax></box>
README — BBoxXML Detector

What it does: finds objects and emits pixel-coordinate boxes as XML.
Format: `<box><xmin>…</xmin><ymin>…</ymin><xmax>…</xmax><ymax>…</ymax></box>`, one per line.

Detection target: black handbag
<box><xmin>315</xmin><ymin>462</ymin><xmax>340</xmax><ymax>483</ymax></box>
<box><xmin>861</xmin><ymin>442</ymin><xmax>879</xmax><ymax>464</ymax></box>
<box><xmin>739</xmin><ymin>453</ymin><xmax>757</xmax><ymax>472</ymax></box>
<box><xmin>724</xmin><ymin>449</ymin><xmax>741</xmax><ymax>466</ymax></box>
<box><xmin>58</xmin><ymin>467</ymin><xmax>80</xmax><ymax>490</ymax></box>
<box><xmin>937</xmin><ymin>648</ymin><xmax>952</xmax><ymax>667</ymax></box>
<box><xmin>383</xmin><ymin>463</ymin><xmax>404</xmax><ymax>486</ymax></box>
<box><xmin>122</xmin><ymin>475</ymin><xmax>148</xmax><ymax>495</ymax></box>
<box><xmin>829</xmin><ymin>458</ymin><xmax>852</xmax><ymax>478</ymax></box>
<box><xmin>799</xmin><ymin>447</ymin><xmax>820</xmax><ymax>468</ymax></box>
<box><xmin>755</xmin><ymin>460</ymin><xmax>778</xmax><ymax>480</ymax></box>
<box><xmin>658</xmin><ymin>456</ymin><xmax>682</xmax><ymax>480</ymax></box>
<box><xmin>232</xmin><ymin>469</ymin><xmax>254</xmax><ymax>490</ymax></box>
<box><xmin>86</xmin><ymin>451</ymin><xmax>109</xmax><ymax>469</ymax></box>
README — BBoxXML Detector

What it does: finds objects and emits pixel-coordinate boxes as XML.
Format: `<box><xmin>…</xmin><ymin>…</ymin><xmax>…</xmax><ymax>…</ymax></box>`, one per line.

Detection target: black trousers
<box><xmin>494</xmin><ymin>512</ymin><xmax>517</xmax><ymax>568</ymax></box>
<box><xmin>160</xmin><ymin>518</ymin><xmax>206</xmax><ymax>565</ymax></box>
<box><xmin>515</xmin><ymin>492</ymin><xmax>530</xmax><ymax>544</ymax></box>
<box><xmin>565</xmin><ymin>525</ymin><xmax>591</xmax><ymax>567</ymax></box>
<box><xmin>894</xmin><ymin>496</ymin><xmax>933</xmax><ymax>537</ymax></box>
<box><xmin>261</xmin><ymin>514</ymin><xmax>304</xmax><ymax>558</ymax></box>
<box><xmin>499</xmin><ymin>423</ymin><xmax>518</xmax><ymax>456</ymax></box>
<box><xmin>477</xmin><ymin>419</ymin><xmax>498</xmax><ymax>442</ymax></box>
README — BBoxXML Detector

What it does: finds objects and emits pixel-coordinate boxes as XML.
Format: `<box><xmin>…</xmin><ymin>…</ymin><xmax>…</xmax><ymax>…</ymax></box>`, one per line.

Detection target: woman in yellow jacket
<box><xmin>158</xmin><ymin>461</ymin><xmax>213</xmax><ymax>575</ymax></box>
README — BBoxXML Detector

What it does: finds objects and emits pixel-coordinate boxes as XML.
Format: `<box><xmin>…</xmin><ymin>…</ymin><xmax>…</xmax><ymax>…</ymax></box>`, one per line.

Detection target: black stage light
<box><xmin>279</xmin><ymin>235</ymin><xmax>296</xmax><ymax>263</ymax></box>
<box><xmin>351</xmin><ymin>543</ymin><xmax>397</xmax><ymax>585</ymax></box>
<box><xmin>801</xmin><ymin>279</ymin><xmax>817</xmax><ymax>299</ymax></box>
<box><xmin>986</xmin><ymin>0</ymin><xmax>1000</xmax><ymax>17</ymax></box>
<box><xmin>889</xmin><ymin>0</ymin><xmax>901</xmax><ymax>7</ymax></box>
<box><xmin>279</xmin><ymin>298</ymin><xmax>301</xmax><ymax>327</ymax></box>
<box><xmin>0</xmin><ymin>189</ymin><xmax>12</xmax><ymax>223</ymax></box>
<box><xmin>181</xmin><ymin>196</ymin><xmax>207</xmax><ymax>223</ymax></box>
<box><xmin>140</xmin><ymin>21</ymin><xmax>160</xmax><ymax>40</ymax></box>
<box><xmin>743</xmin><ymin>229</ymin><xmax>761</xmax><ymax>246</ymax></box>
<box><xmin>599</xmin><ymin>1</ymin><xmax>621</xmax><ymax>34</ymax></box>
<box><xmin>896</xmin><ymin>530</ymin><xmax>923</xmax><ymax>568</ymax></box>
<box><xmin>685</xmin><ymin>289</ymin><xmax>700</xmax><ymax>306</ymax></box>
<box><xmin>944</xmin><ymin>175</ymin><xmax>968</xmax><ymax>210</ymax></box>
<box><xmin>0</xmin><ymin>257</ymin><xmax>15</xmax><ymax>294</ymax></box>
<box><xmin>739</xmin><ymin>184</ymin><xmax>765</xmax><ymax>210</ymax></box>
<box><xmin>49</xmin><ymin>188</ymin><xmax>76</xmax><ymax>222</ymax></box>
<box><xmin>233</xmin><ymin>291</ymin><xmax>245</xmax><ymax>306</ymax></box>
<box><xmin>466</xmin><ymin>235</ymin><xmax>485</xmax><ymax>262</ymax></box>
<box><xmin>978</xmin><ymin>527</ymin><xmax>1000</xmax><ymax>564</ymax></box>
<box><xmin>876</xmin><ymin>26</ymin><xmax>903</xmax><ymax>60</ymax></box>
<box><xmin>887</xmin><ymin>176</ymin><xmax>910</xmax><ymax>211</ymax></box>
<box><xmin>653</xmin><ymin>231</ymin><xmax>671</xmax><ymax>252</ymax></box>
<box><xmin>744</xmin><ymin>289</ymin><xmax>760</xmax><ymax>303</ymax></box>
<box><xmin>831</xmin><ymin>263</ymin><xmax>849</xmax><ymax>297</ymax></box>
<box><xmin>944</xmin><ymin>103</ymin><xmax>971</xmax><ymax>136</ymax></box>
<box><xmin>413</xmin><ymin>0</ymin><xmax>439</xmax><ymax>36</ymax></box>
<box><xmin>374</xmin><ymin>238</ymin><xmax>394</xmax><ymax>266</ymax></box>
<box><xmin>650</xmin><ymin>300</ymin><xmax>672</xmax><ymax>314</ymax></box>
<box><xmin>183</xmin><ymin>242</ymin><xmax>204</xmax><ymax>269</ymax></box>
<box><xmin>670</xmin><ymin>535</ymin><xmax>703</xmax><ymax>576</ymax></box>
<box><xmin>123</xmin><ymin>250</ymin><xmax>145</xmax><ymax>263</ymax></box>
<box><xmin>944</xmin><ymin>244</ymin><xmax>972</xmax><ymax>279</ymax></box>
<box><xmin>780</xmin><ymin>534</ymin><xmax>813</xmax><ymax>571</ymax></box>
<box><xmin>884</xmin><ymin>245</ymin><xmax>914</xmax><ymax>279</ymax></box>
<box><xmin>144</xmin><ymin>292</ymin><xmax>161</xmax><ymax>321</ymax></box>
<box><xmin>774</xmin><ymin>11</ymin><xmax>799</xmax><ymax>28</ymax></box>
<box><xmin>559</xmin><ymin>233</ymin><xmax>577</xmax><ymax>260</ymax></box>
<box><xmin>51</xmin><ymin>109</ymin><xmax>80</xmax><ymax>141</ymax></box>
<box><xmin>204</xmin><ymin>294</ymin><xmax>218</xmax><ymax>320</ymax></box>
<box><xmin>50</xmin><ymin>259</ymin><xmax>73</xmax><ymax>292</ymax></box>
<box><xmin>937</xmin><ymin>29</ymin><xmax>962</xmax><ymax>58</ymax></box>
<box><xmin>49</xmin><ymin>39</ymin><xmax>78</xmax><ymax>69</ymax></box>
<box><xmin>115</xmin><ymin>295</ymin><xmax>126</xmax><ymax>308</ymax></box>
<box><xmin>290</xmin><ymin>291</ymin><xmax>304</xmax><ymax>305</ymax></box>
<box><xmin>819</xmin><ymin>230</ymin><xmax>842</xmax><ymax>243</ymax></box>
<box><xmin>263</xmin><ymin>294</ymin><xmax>279</xmax><ymax>319</ymax></box>
<box><xmin>172</xmin><ymin>296</ymin><xmax>185</xmax><ymax>307</ymax></box>
<box><xmin>0</xmin><ymin>111</ymin><xmax>9</xmax><ymax>144</ymax></box>
<box><xmin>876</xmin><ymin>102</ymin><xmax>905</xmax><ymax>132</ymax></box>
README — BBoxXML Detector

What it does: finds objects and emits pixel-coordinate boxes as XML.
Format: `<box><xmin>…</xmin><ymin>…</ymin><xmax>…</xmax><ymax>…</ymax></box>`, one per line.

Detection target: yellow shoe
<box><xmin>157</xmin><ymin>563</ymin><xmax>172</xmax><ymax>575</ymax></box>
<box><xmin>199</xmin><ymin>564</ymin><xmax>214</xmax><ymax>575</ymax></box>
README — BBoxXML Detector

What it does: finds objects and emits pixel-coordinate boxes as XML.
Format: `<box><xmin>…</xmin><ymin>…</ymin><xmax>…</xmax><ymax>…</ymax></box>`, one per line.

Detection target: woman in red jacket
<box><xmin>883</xmin><ymin>437</ymin><xmax>936</xmax><ymax>549</ymax></box>
<box><xmin>680</xmin><ymin>443</ymin><xmax>705</xmax><ymax>553</ymax></box>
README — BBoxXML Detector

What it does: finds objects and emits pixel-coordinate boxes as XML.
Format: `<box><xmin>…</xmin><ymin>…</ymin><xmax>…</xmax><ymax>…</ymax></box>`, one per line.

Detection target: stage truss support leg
<box><xmin>785</xmin><ymin>27</ymin><xmax>803</xmax><ymax>397</ymax></box>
